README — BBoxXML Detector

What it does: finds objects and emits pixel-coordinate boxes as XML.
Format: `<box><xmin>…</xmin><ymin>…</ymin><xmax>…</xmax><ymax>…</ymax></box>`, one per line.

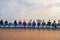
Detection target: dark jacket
<box><xmin>0</xmin><ymin>20</ymin><xmax>3</xmax><ymax>25</ymax></box>
<box><xmin>5</xmin><ymin>20</ymin><xmax>8</xmax><ymax>25</ymax></box>
<box><xmin>47</xmin><ymin>22</ymin><xmax>51</xmax><ymax>26</ymax></box>
<box><xmin>14</xmin><ymin>20</ymin><xmax>17</xmax><ymax>26</ymax></box>
<box><xmin>42</xmin><ymin>22</ymin><xmax>46</xmax><ymax>26</ymax></box>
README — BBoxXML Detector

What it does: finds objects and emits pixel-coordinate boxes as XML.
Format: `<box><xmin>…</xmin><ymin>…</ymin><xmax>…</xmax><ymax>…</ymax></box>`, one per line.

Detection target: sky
<box><xmin>0</xmin><ymin>0</ymin><xmax>60</xmax><ymax>21</ymax></box>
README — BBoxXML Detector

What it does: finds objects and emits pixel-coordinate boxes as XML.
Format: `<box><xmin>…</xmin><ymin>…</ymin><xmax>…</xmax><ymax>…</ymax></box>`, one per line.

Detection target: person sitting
<box><xmin>19</xmin><ymin>20</ymin><xmax>22</xmax><ymax>27</ymax></box>
<box><xmin>32</xmin><ymin>20</ymin><xmax>36</xmax><ymax>28</ymax></box>
<box><xmin>23</xmin><ymin>20</ymin><xmax>26</xmax><ymax>28</ymax></box>
<box><xmin>46</xmin><ymin>20</ymin><xmax>51</xmax><ymax>28</ymax></box>
<box><xmin>57</xmin><ymin>20</ymin><xmax>60</xmax><ymax>27</ymax></box>
<box><xmin>28</xmin><ymin>20</ymin><xmax>32</xmax><ymax>28</ymax></box>
<box><xmin>42</xmin><ymin>20</ymin><xmax>46</xmax><ymax>28</ymax></box>
<box><xmin>8</xmin><ymin>22</ymin><xmax>13</xmax><ymax>27</ymax></box>
<box><xmin>37</xmin><ymin>20</ymin><xmax>41</xmax><ymax>28</ymax></box>
<box><xmin>5</xmin><ymin>20</ymin><xmax>8</xmax><ymax>26</ymax></box>
<box><xmin>0</xmin><ymin>21</ymin><xmax>1</xmax><ymax>26</ymax></box>
<box><xmin>0</xmin><ymin>20</ymin><xmax>3</xmax><ymax>27</ymax></box>
<box><xmin>14</xmin><ymin>20</ymin><xmax>17</xmax><ymax>27</ymax></box>
<box><xmin>52</xmin><ymin>20</ymin><xmax>57</xmax><ymax>29</ymax></box>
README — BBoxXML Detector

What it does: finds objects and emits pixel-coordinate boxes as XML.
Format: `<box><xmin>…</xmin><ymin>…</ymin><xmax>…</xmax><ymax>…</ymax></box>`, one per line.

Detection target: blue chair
<box><xmin>37</xmin><ymin>22</ymin><xmax>41</xmax><ymax>27</ymax></box>
<box><xmin>52</xmin><ymin>23</ymin><xmax>57</xmax><ymax>28</ymax></box>
<box><xmin>23</xmin><ymin>23</ymin><xmax>26</xmax><ymax>27</ymax></box>
<box><xmin>32</xmin><ymin>21</ymin><xmax>36</xmax><ymax>27</ymax></box>
<box><xmin>28</xmin><ymin>22</ymin><xmax>31</xmax><ymax>27</ymax></box>
<box><xmin>8</xmin><ymin>23</ymin><xmax>13</xmax><ymax>27</ymax></box>
<box><xmin>23</xmin><ymin>22</ymin><xmax>26</xmax><ymax>27</ymax></box>
<box><xmin>18</xmin><ymin>23</ymin><xmax>22</xmax><ymax>27</ymax></box>
<box><xmin>57</xmin><ymin>23</ymin><xmax>60</xmax><ymax>28</ymax></box>
<box><xmin>57</xmin><ymin>23</ymin><xmax>60</xmax><ymax>26</ymax></box>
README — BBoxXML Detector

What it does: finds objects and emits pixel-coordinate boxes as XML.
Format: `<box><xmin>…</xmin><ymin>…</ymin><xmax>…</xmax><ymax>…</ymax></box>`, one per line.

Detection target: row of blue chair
<box><xmin>0</xmin><ymin>22</ymin><xmax>60</xmax><ymax>28</ymax></box>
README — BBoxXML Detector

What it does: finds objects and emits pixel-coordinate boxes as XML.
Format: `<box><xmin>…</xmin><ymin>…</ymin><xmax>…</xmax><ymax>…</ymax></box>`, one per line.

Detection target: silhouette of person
<box><xmin>37</xmin><ymin>20</ymin><xmax>41</xmax><ymax>28</ymax></box>
<box><xmin>42</xmin><ymin>20</ymin><xmax>46</xmax><ymax>28</ymax></box>
<box><xmin>5</xmin><ymin>20</ymin><xmax>8</xmax><ymax>25</ymax></box>
<box><xmin>52</xmin><ymin>20</ymin><xmax>57</xmax><ymax>29</ymax></box>
<box><xmin>0</xmin><ymin>21</ymin><xmax>1</xmax><ymax>26</ymax></box>
<box><xmin>46</xmin><ymin>20</ymin><xmax>51</xmax><ymax>28</ymax></box>
<box><xmin>14</xmin><ymin>20</ymin><xmax>17</xmax><ymax>27</ymax></box>
<box><xmin>0</xmin><ymin>20</ymin><xmax>3</xmax><ymax>27</ymax></box>
<box><xmin>32</xmin><ymin>20</ymin><xmax>36</xmax><ymax>28</ymax></box>
<box><xmin>23</xmin><ymin>20</ymin><xmax>26</xmax><ymax>28</ymax></box>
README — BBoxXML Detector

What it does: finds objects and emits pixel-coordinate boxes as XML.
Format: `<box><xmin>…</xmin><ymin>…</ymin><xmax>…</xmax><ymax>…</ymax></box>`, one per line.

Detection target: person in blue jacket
<box><xmin>37</xmin><ymin>20</ymin><xmax>41</xmax><ymax>28</ymax></box>
<box><xmin>52</xmin><ymin>20</ymin><xmax>57</xmax><ymax>29</ymax></box>
<box><xmin>14</xmin><ymin>20</ymin><xmax>17</xmax><ymax>27</ymax></box>
<box><xmin>46</xmin><ymin>20</ymin><xmax>51</xmax><ymax>28</ymax></box>
<box><xmin>32</xmin><ymin>20</ymin><xmax>36</xmax><ymax>28</ymax></box>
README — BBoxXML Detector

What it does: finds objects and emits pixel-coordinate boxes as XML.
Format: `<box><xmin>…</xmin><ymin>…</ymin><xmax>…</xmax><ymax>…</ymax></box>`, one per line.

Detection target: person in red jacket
<box><xmin>19</xmin><ymin>20</ymin><xmax>22</xmax><ymax>27</ymax></box>
<box><xmin>23</xmin><ymin>20</ymin><xmax>26</xmax><ymax>28</ymax></box>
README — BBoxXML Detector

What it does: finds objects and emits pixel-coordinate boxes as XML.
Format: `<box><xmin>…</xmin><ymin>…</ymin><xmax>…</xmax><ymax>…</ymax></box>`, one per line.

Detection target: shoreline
<box><xmin>0</xmin><ymin>27</ymin><xmax>60</xmax><ymax>30</ymax></box>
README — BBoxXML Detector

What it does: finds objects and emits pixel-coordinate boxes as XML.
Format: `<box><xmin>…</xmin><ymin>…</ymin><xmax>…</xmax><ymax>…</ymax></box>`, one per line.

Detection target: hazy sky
<box><xmin>0</xmin><ymin>0</ymin><xmax>60</xmax><ymax>21</ymax></box>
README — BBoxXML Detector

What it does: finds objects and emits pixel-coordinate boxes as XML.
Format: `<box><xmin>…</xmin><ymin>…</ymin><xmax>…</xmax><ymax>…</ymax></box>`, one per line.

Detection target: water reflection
<box><xmin>0</xmin><ymin>28</ymin><xmax>60</xmax><ymax>40</ymax></box>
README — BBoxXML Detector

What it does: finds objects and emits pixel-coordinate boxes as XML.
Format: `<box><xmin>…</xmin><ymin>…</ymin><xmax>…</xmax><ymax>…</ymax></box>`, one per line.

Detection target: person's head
<box><xmin>58</xmin><ymin>20</ymin><xmax>60</xmax><ymax>23</ymax></box>
<box><xmin>5</xmin><ymin>20</ymin><xmax>8</xmax><ymax>22</ymax></box>
<box><xmin>49</xmin><ymin>20</ymin><xmax>50</xmax><ymax>21</ymax></box>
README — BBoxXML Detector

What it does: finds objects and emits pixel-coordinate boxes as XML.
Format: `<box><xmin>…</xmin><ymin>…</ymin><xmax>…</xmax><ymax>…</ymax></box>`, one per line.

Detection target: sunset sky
<box><xmin>0</xmin><ymin>0</ymin><xmax>60</xmax><ymax>21</ymax></box>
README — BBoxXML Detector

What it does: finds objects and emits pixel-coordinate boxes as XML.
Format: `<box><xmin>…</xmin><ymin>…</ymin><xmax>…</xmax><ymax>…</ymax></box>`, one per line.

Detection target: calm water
<box><xmin>0</xmin><ymin>28</ymin><xmax>60</xmax><ymax>40</ymax></box>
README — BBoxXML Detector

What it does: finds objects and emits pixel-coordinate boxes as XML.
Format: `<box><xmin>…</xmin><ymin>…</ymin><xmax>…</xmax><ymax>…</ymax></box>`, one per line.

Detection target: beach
<box><xmin>0</xmin><ymin>28</ymin><xmax>60</xmax><ymax>40</ymax></box>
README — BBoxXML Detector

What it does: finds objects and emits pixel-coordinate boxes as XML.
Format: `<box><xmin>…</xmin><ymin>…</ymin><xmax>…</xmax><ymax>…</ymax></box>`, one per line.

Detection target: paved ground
<box><xmin>0</xmin><ymin>28</ymin><xmax>60</xmax><ymax>40</ymax></box>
